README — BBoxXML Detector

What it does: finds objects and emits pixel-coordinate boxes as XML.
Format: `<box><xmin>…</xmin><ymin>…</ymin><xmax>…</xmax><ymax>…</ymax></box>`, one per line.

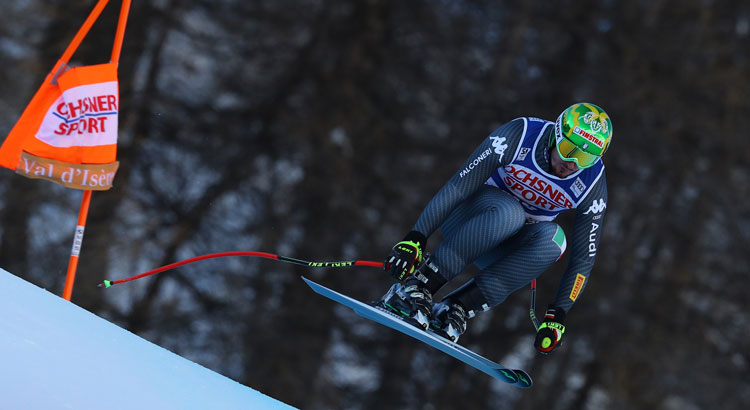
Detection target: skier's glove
<box><xmin>384</xmin><ymin>231</ymin><xmax>426</xmax><ymax>281</ymax></box>
<box><xmin>534</xmin><ymin>306</ymin><xmax>566</xmax><ymax>354</ymax></box>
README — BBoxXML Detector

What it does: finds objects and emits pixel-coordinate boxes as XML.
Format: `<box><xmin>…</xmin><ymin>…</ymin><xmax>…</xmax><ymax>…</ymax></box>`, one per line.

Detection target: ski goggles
<box><xmin>555</xmin><ymin>135</ymin><xmax>600</xmax><ymax>169</ymax></box>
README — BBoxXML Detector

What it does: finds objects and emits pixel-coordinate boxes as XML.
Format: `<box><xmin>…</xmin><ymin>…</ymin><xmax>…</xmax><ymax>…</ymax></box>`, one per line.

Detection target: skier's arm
<box><xmin>551</xmin><ymin>172</ymin><xmax>608</xmax><ymax>312</ymax></box>
<box><xmin>411</xmin><ymin>118</ymin><xmax>525</xmax><ymax>238</ymax></box>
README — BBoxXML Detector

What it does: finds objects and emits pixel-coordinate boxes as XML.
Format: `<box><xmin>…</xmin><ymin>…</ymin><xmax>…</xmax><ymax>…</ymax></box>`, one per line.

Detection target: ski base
<box><xmin>302</xmin><ymin>277</ymin><xmax>532</xmax><ymax>388</ymax></box>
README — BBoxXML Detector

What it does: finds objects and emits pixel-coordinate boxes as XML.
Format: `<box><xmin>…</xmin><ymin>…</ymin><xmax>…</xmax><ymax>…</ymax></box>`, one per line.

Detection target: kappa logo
<box><xmin>583</xmin><ymin>199</ymin><xmax>607</xmax><ymax>214</ymax></box>
<box><xmin>489</xmin><ymin>135</ymin><xmax>508</xmax><ymax>161</ymax></box>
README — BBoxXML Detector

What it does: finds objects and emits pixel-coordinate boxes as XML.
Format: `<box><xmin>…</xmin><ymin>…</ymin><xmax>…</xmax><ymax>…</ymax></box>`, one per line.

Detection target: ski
<box><xmin>302</xmin><ymin>277</ymin><xmax>532</xmax><ymax>388</ymax></box>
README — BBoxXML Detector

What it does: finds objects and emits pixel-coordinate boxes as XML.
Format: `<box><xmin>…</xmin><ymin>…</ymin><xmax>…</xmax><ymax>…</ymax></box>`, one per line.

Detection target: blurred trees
<box><xmin>1</xmin><ymin>1</ymin><xmax>748</xmax><ymax>409</ymax></box>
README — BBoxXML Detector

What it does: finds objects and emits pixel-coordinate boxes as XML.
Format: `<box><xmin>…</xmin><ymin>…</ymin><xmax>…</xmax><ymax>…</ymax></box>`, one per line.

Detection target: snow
<box><xmin>0</xmin><ymin>268</ymin><xmax>296</xmax><ymax>410</ymax></box>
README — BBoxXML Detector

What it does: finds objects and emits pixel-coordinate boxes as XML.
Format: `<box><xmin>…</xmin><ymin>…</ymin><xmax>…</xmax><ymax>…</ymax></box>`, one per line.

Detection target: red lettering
<box><xmin>535</xmin><ymin>196</ymin><xmax>548</xmax><ymax>208</ymax></box>
<box><xmin>559</xmin><ymin>192</ymin><xmax>572</xmax><ymax>207</ymax></box>
<box><xmin>522</xmin><ymin>173</ymin><xmax>538</xmax><ymax>188</ymax></box>
<box><xmin>107</xmin><ymin>95</ymin><xmax>117</xmax><ymax>111</ymax></box>
<box><xmin>88</xmin><ymin>117</ymin><xmax>99</xmax><ymax>133</ymax></box>
<box><xmin>502</xmin><ymin>165</ymin><xmax>575</xmax><ymax>211</ymax></box>
<box><xmin>68</xmin><ymin>122</ymin><xmax>79</xmax><ymax>135</ymax></box>
<box><xmin>533</xmin><ymin>178</ymin><xmax>546</xmax><ymax>191</ymax></box>
<box><xmin>55</xmin><ymin>123</ymin><xmax>68</xmax><ymax>135</ymax></box>
<box><xmin>542</xmin><ymin>184</ymin><xmax>560</xmax><ymax>205</ymax></box>
<box><xmin>575</xmin><ymin>127</ymin><xmax>603</xmax><ymax>148</ymax></box>
<box><xmin>550</xmin><ymin>190</ymin><xmax>562</xmax><ymax>205</ymax></box>
<box><xmin>56</xmin><ymin>102</ymin><xmax>68</xmax><ymax>116</ymax></box>
<box><xmin>549</xmin><ymin>187</ymin><xmax>571</xmax><ymax>207</ymax></box>
<box><xmin>97</xmin><ymin>95</ymin><xmax>108</xmax><ymax>112</ymax></box>
<box><xmin>68</xmin><ymin>100</ymin><xmax>83</xmax><ymax>118</ymax></box>
<box><xmin>97</xmin><ymin>117</ymin><xmax>107</xmax><ymax>132</ymax></box>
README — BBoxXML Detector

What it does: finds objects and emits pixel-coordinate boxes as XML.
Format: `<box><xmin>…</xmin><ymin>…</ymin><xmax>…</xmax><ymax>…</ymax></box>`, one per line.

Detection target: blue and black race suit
<box><xmin>411</xmin><ymin>117</ymin><xmax>608</xmax><ymax>312</ymax></box>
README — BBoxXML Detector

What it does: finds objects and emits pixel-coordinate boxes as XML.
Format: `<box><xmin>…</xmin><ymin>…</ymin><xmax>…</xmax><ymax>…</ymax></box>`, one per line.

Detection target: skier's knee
<box><xmin>533</xmin><ymin>222</ymin><xmax>567</xmax><ymax>262</ymax></box>
<box><xmin>486</xmin><ymin>196</ymin><xmax>525</xmax><ymax>231</ymax></box>
<box><xmin>540</xmin><ymin>223</ymin><xmax>566</xmax><ymax>261</ymax></box>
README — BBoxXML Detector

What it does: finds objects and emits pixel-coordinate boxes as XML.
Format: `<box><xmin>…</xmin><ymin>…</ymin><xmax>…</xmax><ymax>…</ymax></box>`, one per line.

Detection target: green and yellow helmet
<box><xmin>553</xmin><ymin>103</ymin><xmax>613</xmax><ymax>169</ymax></box>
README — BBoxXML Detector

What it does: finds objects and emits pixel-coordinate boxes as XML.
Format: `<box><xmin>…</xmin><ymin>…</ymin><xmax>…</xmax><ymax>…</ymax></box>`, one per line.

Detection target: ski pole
<box><xmin>98</xmin><ymin>251</ymin><xmax>383</xmax><ymax>288</ymax></box>
<box><xmin>529</xmin><ymin>279</ymin><xmax>540</xmax><ymax>331</ymax></box>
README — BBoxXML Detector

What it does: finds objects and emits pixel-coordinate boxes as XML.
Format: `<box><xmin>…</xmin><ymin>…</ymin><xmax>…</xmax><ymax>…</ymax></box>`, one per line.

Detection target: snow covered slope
<box><xmin>0</xmin><ymin>268</ymin><xmax>295</xmax><ymax>410</ymax></box>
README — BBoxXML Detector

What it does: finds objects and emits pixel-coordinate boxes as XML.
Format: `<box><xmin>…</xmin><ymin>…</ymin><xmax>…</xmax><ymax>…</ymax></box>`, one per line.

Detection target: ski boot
<box><xmin>430</xmin><ymin>301</ymin><xmax>468</xmax><ymax>343</ymax></box>
<box><xmin>379</xmin><ymin>258</ymin><xmax>446</xmax><ymax>330</ymax></box>
<box><xmin>380</xmin><ymin>277</ymin><xmax>434</xmax><ymax>330</ymax></box>
<box><xmin>430</xmin><ymin>280</ymin><xmax>490</xmax><ymax>343</ymax></box>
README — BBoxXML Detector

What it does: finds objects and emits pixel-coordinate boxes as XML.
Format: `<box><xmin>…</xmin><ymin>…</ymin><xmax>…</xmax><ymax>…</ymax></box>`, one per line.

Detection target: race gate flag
<box><xmin>0</xmin><ymin>0</ymin><xmax>131</xmax><ymax>301</ymax></box>
<box><xmin>0</xmin><ymin>62</ymin><xmax>120</xmax><ymax>190</ymax></box>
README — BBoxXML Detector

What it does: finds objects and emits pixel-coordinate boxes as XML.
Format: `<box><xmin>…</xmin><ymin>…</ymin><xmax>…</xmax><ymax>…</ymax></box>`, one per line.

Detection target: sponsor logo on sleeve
<box><xmin>588</xmin><ymin>222</ymin><xmax>600</xmax><ymax>257</ymax></box>
<box><xmin>583</xmin><ymin>199</ymin><xmax>607</xmax><ymax>215</ymax></box>
<box><xmin>569</xmin><ymin>273</ymin><xmax>586</xmax><ymax>301</ymax></box>
<box><xmin>459</xmin><ymin>148</ymin><xmax>493</xmax><ymax>178</ymax></box>
<box><xmin>489</xmin><ymin>135</ymin><xmax>508</xmax><ymax>161</ymax></box>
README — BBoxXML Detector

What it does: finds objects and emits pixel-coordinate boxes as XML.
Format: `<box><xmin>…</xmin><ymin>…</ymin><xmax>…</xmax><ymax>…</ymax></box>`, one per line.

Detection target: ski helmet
<box><xmin>553</xmin><ymin>103</ymin><xmax>613</xmax><ymax>169</ymax></box>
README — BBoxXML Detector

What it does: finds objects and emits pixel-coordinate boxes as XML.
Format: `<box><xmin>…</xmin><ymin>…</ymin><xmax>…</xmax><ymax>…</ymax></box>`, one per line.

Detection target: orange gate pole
<box><xmin>62</xmin><ymin>190</ymin><xmax>92</xmax><ymax>300</ymax></box>
<box><xmin>61</xmin><ymin>0</ymin><xmax>131</xmax><ymax>301</ymax></box>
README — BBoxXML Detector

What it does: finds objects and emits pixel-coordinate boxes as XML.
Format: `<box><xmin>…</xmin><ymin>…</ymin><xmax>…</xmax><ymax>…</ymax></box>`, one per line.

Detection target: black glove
<box><xmin>534</xmin><ymin>306</ymin><xmax>566</xmax><ymax>354</ymax></box>
<box><xmin>384</xmin><ymin>231</ymin><xmax>426</xmax><ymax>281</ymax></box>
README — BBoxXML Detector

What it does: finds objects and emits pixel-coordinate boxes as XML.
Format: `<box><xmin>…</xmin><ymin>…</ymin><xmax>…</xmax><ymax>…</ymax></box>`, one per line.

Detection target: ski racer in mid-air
<box><xmin>381</xmin><ymin>103</ymin><xmax>612</xmax><ymax>354</ymax></box>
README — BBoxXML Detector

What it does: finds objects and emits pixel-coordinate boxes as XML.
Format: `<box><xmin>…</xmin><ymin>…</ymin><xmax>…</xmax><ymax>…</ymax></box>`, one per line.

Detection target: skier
<box><xmin>381</xmin><ymin>103</ymin><xmax>612</xmax><ymax>354</ymax></box>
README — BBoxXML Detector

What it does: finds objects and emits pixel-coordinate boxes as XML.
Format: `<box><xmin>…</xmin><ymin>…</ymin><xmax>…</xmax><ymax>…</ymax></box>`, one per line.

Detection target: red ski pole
<box><xmin>99</xmin><ymin>251</ymin><xmax>383</xmax><ymax>288</ymax></box>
